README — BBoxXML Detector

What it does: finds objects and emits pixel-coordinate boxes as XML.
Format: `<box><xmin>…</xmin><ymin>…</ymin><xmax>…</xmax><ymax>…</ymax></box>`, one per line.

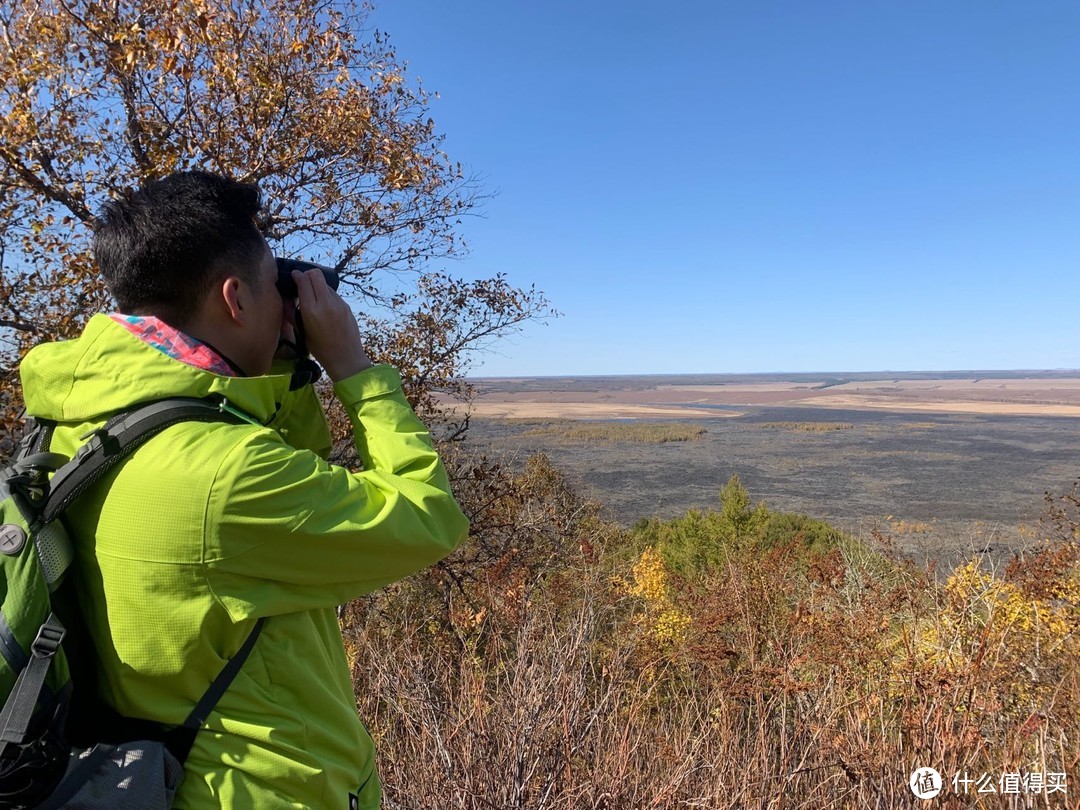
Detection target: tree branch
<box><xmin>0</xmin><ymin>317</ymin><xmax>40</xmax><ymax>334</ymax></box>
<box><xmin>0</xmin><ymin>147</ymin><xmax>97</xmax><ymax>225</ymax></box>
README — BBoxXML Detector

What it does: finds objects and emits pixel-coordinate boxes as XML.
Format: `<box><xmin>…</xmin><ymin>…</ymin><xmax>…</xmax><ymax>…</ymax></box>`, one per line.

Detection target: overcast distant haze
<box><xmin>372</xmin><ymin>2</ymin><xmax>1080</xmax><ymax>377</ymax></box>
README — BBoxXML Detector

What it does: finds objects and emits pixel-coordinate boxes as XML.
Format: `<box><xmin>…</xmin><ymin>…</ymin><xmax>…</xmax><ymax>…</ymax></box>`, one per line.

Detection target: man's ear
<box><xmin>220</xmin><ymin>276</ymin><xmax>246</xmax><ymax>325</ymax></box>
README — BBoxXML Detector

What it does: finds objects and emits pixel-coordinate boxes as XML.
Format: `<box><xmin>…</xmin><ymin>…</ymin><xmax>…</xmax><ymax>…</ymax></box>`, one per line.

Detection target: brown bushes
<box><xmin>343</xmin><ymin>464</ymin><xmax>1080</xmax><ymax>808</ymax></box>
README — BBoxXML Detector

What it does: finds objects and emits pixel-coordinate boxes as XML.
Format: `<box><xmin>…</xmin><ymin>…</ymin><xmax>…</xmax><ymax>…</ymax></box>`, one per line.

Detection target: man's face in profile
<box><xmin>248</xmin><ymin>237</ymin><xmax>290</xmax><ymax>376</ymax></box>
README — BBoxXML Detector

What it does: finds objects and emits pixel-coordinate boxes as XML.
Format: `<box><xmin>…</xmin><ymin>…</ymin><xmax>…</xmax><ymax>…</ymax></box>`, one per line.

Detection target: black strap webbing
<box><xmin>162</xmin><ymin>616</ymin><xmax>267</xmax><ymax>763</ymax></box>
<box><xmin>42</xmin><ymin>398</ymin><xmax>249</xmax><ymax>525</ymax></box>
<box><xmin>0</xmin><ymin>614</ymin><xmax>65</xmax><ymax>757</ymax></box>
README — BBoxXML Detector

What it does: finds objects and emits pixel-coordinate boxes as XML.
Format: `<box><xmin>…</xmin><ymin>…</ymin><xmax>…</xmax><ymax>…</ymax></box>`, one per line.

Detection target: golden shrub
<box><xmin>623</xmin><ymin>546</ymin><xmax>692</xmax><ymax>645</ymax></box>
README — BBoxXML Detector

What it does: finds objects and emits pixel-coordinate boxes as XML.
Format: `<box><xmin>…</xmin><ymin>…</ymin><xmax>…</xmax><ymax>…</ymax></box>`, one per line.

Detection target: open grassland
<box><xmin>468</xmin><ymin>404</ymin><xmax>1080</xmax><ymax>572</ymax></box>
<box><xmin>346</xmin><ymin>465</ymin><xmax>1080</xmax><ymax>808</ymax></box>
<box><xmin>452</xmin><ymin>401</ymin><xmax>732</xmax><ymax>419</ymax></box>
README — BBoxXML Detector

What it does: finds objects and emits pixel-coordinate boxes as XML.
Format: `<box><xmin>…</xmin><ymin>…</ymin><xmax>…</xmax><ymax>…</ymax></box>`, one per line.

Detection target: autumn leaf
<box><xmin>0</xmin><ymin>0</ymin><xmax>554</xmax><ymax>454</ymax></box>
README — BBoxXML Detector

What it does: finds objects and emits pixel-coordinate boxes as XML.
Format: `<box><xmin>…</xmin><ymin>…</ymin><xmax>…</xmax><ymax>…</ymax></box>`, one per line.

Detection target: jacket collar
<box><xmin>20</xmin><ymin>314</ymin><xmax>298</xmax><ymax>424</ymax></box>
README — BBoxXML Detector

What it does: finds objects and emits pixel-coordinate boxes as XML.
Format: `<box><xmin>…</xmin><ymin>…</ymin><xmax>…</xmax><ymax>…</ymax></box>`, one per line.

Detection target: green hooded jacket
<box><xmin>18</xmin><ymin>314</ymin><xmax>470</xmax><ymax>808</ymax></box>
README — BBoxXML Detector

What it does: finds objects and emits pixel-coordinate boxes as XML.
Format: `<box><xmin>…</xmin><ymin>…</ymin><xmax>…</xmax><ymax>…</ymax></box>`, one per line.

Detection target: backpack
<box><xmin>0</xmin><ymin>397</ymin><xmax>266</xmax><ymax>809</ymax></box>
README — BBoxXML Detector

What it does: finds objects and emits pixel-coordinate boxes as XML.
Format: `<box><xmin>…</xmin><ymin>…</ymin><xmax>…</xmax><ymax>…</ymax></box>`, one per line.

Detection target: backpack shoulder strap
<box><xmin>41</xmin><ymin>397</ymin><xmax>256</xmax><ymax>525</ymax></box>
<box><xmin>0</xmin><ymin>613</ymin><xmax>65</xmax><ymax>758</ymax></box>
<box><xmin>162</xmin><ymin>615</ymin><xmax>267</xmax><ymax>763</ymax></box>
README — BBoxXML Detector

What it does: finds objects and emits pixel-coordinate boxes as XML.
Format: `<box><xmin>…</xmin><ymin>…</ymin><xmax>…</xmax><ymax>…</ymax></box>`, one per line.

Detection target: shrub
<box><xmin>342</xmin><ymin>458</ymin><xmax>1080</xmax><ymax>808</ymax></box>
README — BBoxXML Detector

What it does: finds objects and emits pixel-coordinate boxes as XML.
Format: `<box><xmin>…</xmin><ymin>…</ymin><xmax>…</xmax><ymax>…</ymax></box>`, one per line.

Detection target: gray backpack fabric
<box><xmin>39</xmin><ymin>741</ymin><xmax>183</xmax><ymax>809</ymax></box>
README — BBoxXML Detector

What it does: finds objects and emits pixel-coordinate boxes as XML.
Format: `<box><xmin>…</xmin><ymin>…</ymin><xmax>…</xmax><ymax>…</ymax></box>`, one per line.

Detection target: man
<box><xmin>18</xmin><ymin>170</ymin><xmax>469</xmax><ymax>807</ymax></box>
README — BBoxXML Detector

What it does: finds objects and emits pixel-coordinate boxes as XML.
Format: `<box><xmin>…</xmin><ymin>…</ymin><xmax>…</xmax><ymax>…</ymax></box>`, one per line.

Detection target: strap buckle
<box><xmin>31</xmin><ymin>621</ymin><xmax>65</xmax><ymax>658</ymax></box>
<box><xmin>76</xmin><ymin>426</ymin><xmax>120</xmax><ymax>458</ymax></box>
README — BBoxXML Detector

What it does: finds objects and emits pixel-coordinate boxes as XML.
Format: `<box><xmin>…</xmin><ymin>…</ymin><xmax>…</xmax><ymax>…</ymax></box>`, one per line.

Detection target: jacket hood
<box><xmin>20</xmin><ymin>313</ymin><xmax>298</xmax><ymax>424</ymax></box>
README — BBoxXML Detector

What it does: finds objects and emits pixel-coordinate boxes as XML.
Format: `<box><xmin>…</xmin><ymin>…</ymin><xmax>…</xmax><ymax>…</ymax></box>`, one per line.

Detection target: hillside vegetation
<box><xmin>344</xmin><ymin>460</ymin><xmax>1080</xmax><ymax>808</ymax></box>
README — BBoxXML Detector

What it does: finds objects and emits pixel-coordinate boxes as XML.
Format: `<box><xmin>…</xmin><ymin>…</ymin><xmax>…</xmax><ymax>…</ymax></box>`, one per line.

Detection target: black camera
<box><xmin>274</xmin><ymin>257</ymin><xmax>340</xmax><ymax>299</ymax></box>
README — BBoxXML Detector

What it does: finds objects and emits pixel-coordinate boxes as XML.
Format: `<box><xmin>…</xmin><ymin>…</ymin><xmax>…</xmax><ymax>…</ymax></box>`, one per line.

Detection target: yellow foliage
<box><xmin>653</xmin><ymin>608</ymin><xmax>692</xmax><ymax>644</ymax></box>
<box><xmin>628</xmin><ymin>545</ymin><xmax>669</xmax><ymax>603</ymax></box>
<box><xmin>942</xmin><ymin>558</ymin><xmax>1078</xmax><ymax>648</ymax></box>
<box><xmin>624</xmin><ymin>546</ymin><xmax>691</xmax><ymax>645</ymax></box>
<box><xmin>0</xmin><ymin>0</ymin><xmax>539</xmax><ymax>444</ymax></box>
<box><xmin>910</xmin><ymin>556</ymin><xmax>1080</xmax><ymax>714</ymax></box>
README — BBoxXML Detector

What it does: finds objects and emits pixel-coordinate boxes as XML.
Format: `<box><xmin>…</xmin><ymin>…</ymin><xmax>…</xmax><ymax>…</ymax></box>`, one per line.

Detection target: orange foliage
<box><xmin>0</xmin><ymin>0</ymin><xmax>553</xmax><ymax>448</ymax></box>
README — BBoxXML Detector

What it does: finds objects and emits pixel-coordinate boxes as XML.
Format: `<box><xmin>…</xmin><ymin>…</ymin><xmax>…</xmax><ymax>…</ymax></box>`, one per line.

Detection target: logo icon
<box><xmin>910</xmin><ymin>767</ymin><xmax>943</xmax><ymax>799</ymax></box>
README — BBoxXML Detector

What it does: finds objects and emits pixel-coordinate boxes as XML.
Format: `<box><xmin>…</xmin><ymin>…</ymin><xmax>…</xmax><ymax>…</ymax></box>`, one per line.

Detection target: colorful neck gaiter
<box><xmin>110</xmin><ymin>314</ymin><xmax>237</xmax><ymax>377</ymax></box>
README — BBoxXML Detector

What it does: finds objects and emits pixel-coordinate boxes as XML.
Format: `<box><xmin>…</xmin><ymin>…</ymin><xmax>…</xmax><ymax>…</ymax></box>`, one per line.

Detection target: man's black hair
<box><xmin>94</xmin><ymin>170</ymin><xmax>265</xmax><ymax>326</ymax></box>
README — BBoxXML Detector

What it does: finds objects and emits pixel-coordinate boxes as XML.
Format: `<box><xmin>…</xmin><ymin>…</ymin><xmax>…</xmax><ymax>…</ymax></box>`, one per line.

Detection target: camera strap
<box><xmin>282</xmin><ymin>310</ymin><xmax>325</xmax><ymax>389</ymax></box>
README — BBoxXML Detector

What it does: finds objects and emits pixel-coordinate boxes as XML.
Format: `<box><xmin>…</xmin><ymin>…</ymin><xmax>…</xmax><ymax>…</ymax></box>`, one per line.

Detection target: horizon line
<box><xmin>466</xmin><ymin>368</ymin><xmax>1080</xmax><ymax>380</ymax></box>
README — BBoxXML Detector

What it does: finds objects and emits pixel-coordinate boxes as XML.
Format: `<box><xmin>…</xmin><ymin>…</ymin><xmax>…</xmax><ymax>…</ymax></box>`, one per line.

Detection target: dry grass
<box><xmin>342</xmin><ymin>465</ymin><xmax>1080</xmax><ymax>809</ymax></box>
<box><xmin>757</xmin><ymin>422</ymin><xmax>855</xmax><ymax>433</ymax></box>
<box><xmin>887</xmin><ymin>518</ymin><xmax>935</xmax><ymax>535</ymax></box>
<box><xmin>523</xmin><ymin>421</ymin><xmax>707</xmax><ymax>444</ymax></box>
<box><xmin>498</xmin><ymin>417</ymin><xmax>577</xmax><ymax>427</ymax></box>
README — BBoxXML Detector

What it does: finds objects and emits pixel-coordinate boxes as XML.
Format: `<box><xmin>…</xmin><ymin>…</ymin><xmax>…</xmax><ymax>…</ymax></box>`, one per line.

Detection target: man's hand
<box><xmin>291</xmin><ymin>268</ymin><xmax>374</xmax><ymax>381</ymax></box>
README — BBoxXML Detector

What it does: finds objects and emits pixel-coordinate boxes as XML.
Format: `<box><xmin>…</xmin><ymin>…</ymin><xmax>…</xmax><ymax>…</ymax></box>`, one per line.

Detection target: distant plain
<box><xmin>456</xmin><ymin>372</ymin><xmax>1080</xmax><ymax>569</ymax></box>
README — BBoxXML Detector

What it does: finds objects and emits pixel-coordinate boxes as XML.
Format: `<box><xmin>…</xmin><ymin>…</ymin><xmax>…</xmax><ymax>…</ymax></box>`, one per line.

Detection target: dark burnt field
<box><xmin>467</xmin><ymin>406</ymin><xmax>1080</xmax><ymax>569</ymax></box>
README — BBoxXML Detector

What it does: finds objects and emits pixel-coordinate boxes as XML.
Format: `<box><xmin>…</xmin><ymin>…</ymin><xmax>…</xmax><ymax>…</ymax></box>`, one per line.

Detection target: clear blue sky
<box><xmin>370</xmin><ymin>1</ymin><xmax>1080</xmax><ymax>377</ymax></box>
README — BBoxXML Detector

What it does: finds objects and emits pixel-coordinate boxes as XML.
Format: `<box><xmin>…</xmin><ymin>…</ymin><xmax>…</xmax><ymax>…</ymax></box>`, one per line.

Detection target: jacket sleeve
<box><xmin>263</xmin><ymin>364</ymin><xmax>334</xmax><ymax>458</ymax></box>
<box><xmin>203</xmin><ymin>364</ymin><xmax>469</xmax><ymax>620</ymax></box>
